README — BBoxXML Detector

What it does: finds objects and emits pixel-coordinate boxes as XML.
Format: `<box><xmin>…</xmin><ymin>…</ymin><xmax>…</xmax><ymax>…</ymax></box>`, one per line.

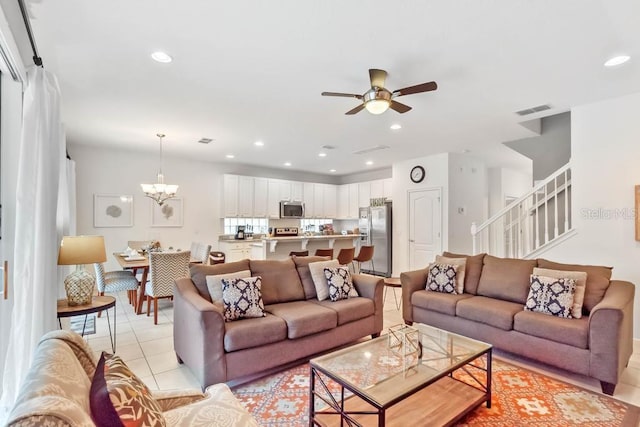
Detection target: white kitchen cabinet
<box><xmin>324</xmin><ymin>184</ymin><xmax>337</xmax><ymax>219</ymax></box>
<box><xmin>370</xmin><ymin>179</ymin><xmax>384</xmax><ymax>199</ymax></box>
<box><xmin>348</xmin><ymin>183</ymin><xmax>359</xmax><ymax>217</ymax></box>
<box><xmin>253</xmin><ymin>178</ymin><xmax>268</xmax><ymax>217</ymax></box>
<box><xmin>358</xmin><ymin>182</ymin><xmax>371</xmax><ymax>208</ymax></box>
<box><xmin>268</xmin><ymin>179</ymin><xmax>281</xmax><ymax>218</ymax></box>
<box><xmin>222</xmin><ymin>174</ymin><xmax>239</xmax><ymax>217</ymax></box>
<box><xmin>279</xmin><ymin>180</ymin><xmax>291</xmax><ymax>201</ymax></box>
<box><xmin>238</xmin><ymin>176</ymin><xmax>254</xmax><ymax>217</ymax></box>
<box><xmin>303</xmin><ymin>182</ymin><xmax>315</xmax><ymax>217</ymax></box>
<box><xmin>313</xmin><ymin>183</ymin><xmax>324</xmax><ymax>218</ymax></box>
<box><xmin>337</xmin><ymin>185</ymin><xmax>349</xmax><ymax>219</ymax></box>
<box><xmin>291</xmin><ymin>182</ymin><xmax>304</xmax><ymax>201</ymax></box>
<box><xmin>219</xmin><ymin>241</ymin><xmax>252</xmax><ymax>262</ymax></box>
<box><xmin>383</xmin><ymin>178</ymin><xmax>393</xmax><ymax>200</ymax></box>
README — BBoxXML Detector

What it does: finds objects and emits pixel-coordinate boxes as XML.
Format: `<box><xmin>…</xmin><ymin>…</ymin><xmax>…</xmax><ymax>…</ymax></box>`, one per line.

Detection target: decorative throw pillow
<box><xmin>533</xmin><ymin>267</ymin><xmax>587</xmax><ymax>319</ymax></box>
<box><xmin>525</xmin><ymin>274</ymin><xmax>577</xmax><ymax>318</ymax></box>
<box><xmin>90</xmin><ymin>352</ymin><xmax>166</xmax><ymax>427</ymax></box>
<box><xmin>435</xmin><ymin>255</ymin><xmax>467</xmax><ymax>294</ymax></box>
<box><xmin>324</xmin><ymin>266</ymin><xmax>358</xmax><ymax>301</ymax></box>
<box><xmin>221</xmin><ymin>276</ymin><xmax>266</xmax><ymax>321</ymax></box>
<box><xmin>425</xmin><ymin>263</ymin><xmax>458</xmax><ymax>294</ymax></box>
<box><xmin>205</xmin><ymin>269</ymin><xmax>251</xmax><ymax>302</ymax></box>
<box><xmin>308</xmin><ymin>259</ymin><xmax>340</xmax><ymax>301</ymax></box>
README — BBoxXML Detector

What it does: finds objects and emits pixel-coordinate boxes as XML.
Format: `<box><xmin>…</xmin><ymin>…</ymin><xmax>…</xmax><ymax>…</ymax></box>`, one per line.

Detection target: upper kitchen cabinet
<box><xmin>324</xmin><ymin>184</ymin><xmax>337</xmax><ymax>219</ymax></box>
<box><xmin>238</xmin><ymin>176</ymin><xmax>255</xmax><ymax>217</ymax></box>
<box><xmin>370</xmin><ymin>179</ymin><xmax>384</xmax><ymax>199</ymax></box>
<box><xmin>291</xmin><ymin>182</ymin><xmax>303</xmax><ymax>201</ymax></box>
<box><xmin>222</xmin><ymin>174</ymin><xmax>239</xmax><ymax>217</ymax></box>
<box><xmin>358</xmin><ymin>182</ymin><xmax>371</xmax><ymax>208</ymax></box>
<box><xmin>253</xmin><ymin>178</ymin><xmax>268</xmax><ymax>217</ymax></box>
<box><xmin>268</xmin><ymin>179</ymin><xmax>282</xmax><ymax>218</ymax></box>
<box><xmin>348</xmin><ymin>183</ymin><xmax>359</xmax><ymax>218</ymax></box>
<box><xmin>337</xmin><ymin>185</ymin><xmax>348</xmax><ymax>219</ymax></box>
<box><xmin>303</xmin><ymin>182</ymin><xmax>315</xmax><ymax>218</ymax></box>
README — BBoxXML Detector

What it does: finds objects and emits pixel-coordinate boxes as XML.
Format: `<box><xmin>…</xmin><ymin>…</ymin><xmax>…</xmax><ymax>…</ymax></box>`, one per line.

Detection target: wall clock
<box><xmin>410</xmin><ymin>165</ymin><xmax>426</xmax><ymax>183</ymax></box>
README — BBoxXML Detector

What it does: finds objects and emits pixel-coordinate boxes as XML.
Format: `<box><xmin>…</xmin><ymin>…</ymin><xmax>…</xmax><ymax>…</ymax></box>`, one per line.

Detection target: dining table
<box><xmin>113</xmin><ymin>252</ymin><xmax>149</xmax><ymax>315</ymax></box>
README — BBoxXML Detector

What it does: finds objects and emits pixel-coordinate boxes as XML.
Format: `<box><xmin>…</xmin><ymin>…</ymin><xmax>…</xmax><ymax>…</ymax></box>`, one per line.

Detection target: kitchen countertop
<box><xmin>262</xmin><ymin>234</ymin><xmax>361</xmax><ymax>241</ymax></box>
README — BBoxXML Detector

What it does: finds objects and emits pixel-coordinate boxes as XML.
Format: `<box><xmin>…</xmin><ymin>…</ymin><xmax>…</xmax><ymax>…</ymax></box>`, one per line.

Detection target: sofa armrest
<box><xmin>153</xmin><ymin>389</ymin><xmax>206</xmax><ymax>412</ymax></box>
<box><xmin>588</xmin><ymin>280</ymin><xmax>635</xmax><ymax>385</ymax></box>
<box><xmin>353</xmin><ymin>274</ymin><xmax>384</xmax><ymax>333</ymax></box>
<box><xmin>401</xmin><ymin>269</ymin><xmax>429</xmax><ymax>324</ymax></box>
<box><xmin>173</xmin><ymin>278</ymin><xmax>228</xmax><ymax>389</ymax></box>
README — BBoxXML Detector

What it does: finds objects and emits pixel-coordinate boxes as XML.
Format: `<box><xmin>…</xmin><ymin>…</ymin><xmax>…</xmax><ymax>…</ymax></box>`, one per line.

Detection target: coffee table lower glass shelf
<box><xmin>309</xmin><ymin>323</ymin><xmax>492</xmax><ymax>427</ymax></box>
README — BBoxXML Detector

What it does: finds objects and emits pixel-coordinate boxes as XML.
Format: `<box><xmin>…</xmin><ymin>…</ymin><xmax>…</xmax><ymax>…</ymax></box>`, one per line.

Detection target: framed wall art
<box><xmin>151</xmin><ymin>198</ymin><xmax>183</xmax><ymax>227</ymax></box>
<box><xmin>94</xmin><ymin>194</ymin><xmax>133</xmax><ymax>227</ymax></box>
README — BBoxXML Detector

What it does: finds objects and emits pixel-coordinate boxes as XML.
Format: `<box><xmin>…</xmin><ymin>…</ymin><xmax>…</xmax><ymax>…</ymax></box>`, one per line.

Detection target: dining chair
<box><xmin>314</xmin><ymin>248</ymin><xmax>334</xmax><ymax>258</ymax></box>
<box><xmin>353</xmin><ymin>245</ymin><xmax>375</xmax><ymax>274</ymax></box>
<box><xmin>336</xmin><ymin>247</ymin><xmax>356</xmax><ymax>269</ymax></box>
<box><xmin>289</xmin><ymin>250</ymin><xmax>309</xmax><ymax>257</ymax></box>
<box><xmin>94</xmin><ymin>263</ymin><xmax>139</xmax><ymax>313</ymax></box>
<box><xmin>190</xmin><ymin>242</ymin><xmax>212</xmax><ymax>265</ymax></box>
<box><xmin>209</xmin><ymin>251</ymin><xmax>226</xmax><ymax>265</ymax></box>
<box><xmin>145</xmin><ymin>251</ymin><xmax>191</xmax><ymax>325</ymax></box>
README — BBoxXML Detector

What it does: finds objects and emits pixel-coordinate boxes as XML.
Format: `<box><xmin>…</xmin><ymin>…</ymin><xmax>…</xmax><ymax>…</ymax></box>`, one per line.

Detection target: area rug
<box><xmin>232</xmin><ymin>359</ymin><xmax>640</xmax><ymax>426</ymax></box>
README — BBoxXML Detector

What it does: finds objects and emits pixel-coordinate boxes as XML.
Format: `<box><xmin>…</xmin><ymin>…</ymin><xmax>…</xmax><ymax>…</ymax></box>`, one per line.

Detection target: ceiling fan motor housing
<box><xmin>364</xmin><ymin>87</ymin><xmax>392</xmax><ymax>104</ymax></box>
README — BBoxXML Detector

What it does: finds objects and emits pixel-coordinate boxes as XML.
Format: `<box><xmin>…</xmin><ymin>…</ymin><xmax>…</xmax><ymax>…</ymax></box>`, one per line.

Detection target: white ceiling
<box><xmin>26</xmin><ymin>0</ymin><xmax>640</xmax><ymax>176</ymax></box>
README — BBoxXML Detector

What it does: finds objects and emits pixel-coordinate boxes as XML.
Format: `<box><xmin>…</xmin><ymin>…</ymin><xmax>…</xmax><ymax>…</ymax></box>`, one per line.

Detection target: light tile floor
<box><xmin>81</xmin><ymin>289</ymin><xmax>640</xmax><ymax>406</ymax></box>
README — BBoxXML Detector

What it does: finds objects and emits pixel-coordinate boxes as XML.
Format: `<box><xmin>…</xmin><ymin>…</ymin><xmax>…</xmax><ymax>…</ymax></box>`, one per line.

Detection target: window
<box><xmin>300</xmin><ymin>219</ymin><xmax>333</xmax><ymax>233</ymax></box>
<box><xmin>223</xmin><ymin>218</ymin><xmax>269</xmax><ymax>235</ymax></box>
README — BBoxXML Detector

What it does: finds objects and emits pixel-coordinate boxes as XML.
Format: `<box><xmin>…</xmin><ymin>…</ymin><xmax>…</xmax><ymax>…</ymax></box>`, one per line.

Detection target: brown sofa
<box><xmin>174</xmin><ymin>256</ymin><xmax>384</xmax><ymax>389</ymax></box>
<box><xmin>401</xmin><ymin>252</ymin><xmax>635</xmax><ymax>395</ymax></box>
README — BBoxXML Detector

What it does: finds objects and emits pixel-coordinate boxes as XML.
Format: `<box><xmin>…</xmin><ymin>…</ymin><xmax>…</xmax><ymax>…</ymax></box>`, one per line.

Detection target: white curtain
<box><xmin>57</xmin><ymin>146</ymin><xmax>77</xmax><ymax>298</ymax></box>
<box><xmin>0</xmin><ymin>66</ymin><xmax>64</xmax><ymax>409</ymax></box>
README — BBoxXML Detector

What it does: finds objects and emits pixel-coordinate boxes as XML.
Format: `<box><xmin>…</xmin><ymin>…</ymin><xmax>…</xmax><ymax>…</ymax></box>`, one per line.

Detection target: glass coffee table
<box><xmin>309</xmin><ymin>323</ymin><xmax>492</xmax><ymax>427</ymax></box>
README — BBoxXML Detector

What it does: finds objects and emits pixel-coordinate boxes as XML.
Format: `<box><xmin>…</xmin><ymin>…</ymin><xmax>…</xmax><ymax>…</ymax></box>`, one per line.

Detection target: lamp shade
<box><xmin>58</xmin><ymin>235</ymin><xmax>107</xmax><ymax>265</ymax></box>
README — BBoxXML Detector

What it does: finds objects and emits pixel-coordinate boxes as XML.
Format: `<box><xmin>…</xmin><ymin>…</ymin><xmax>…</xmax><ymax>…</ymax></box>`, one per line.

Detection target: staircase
<box><xmin>471</xmin><ymin>163</ymin><xmax>574</xmax><ymax>259</ymax></box>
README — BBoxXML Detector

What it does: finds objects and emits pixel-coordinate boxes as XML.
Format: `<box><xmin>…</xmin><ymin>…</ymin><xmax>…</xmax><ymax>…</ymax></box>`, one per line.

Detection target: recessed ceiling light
<box><xmin>329</xmin><ymin>169</ymin><xmax>337</xmax><ymax>173</ymax></box>
<box><xmin>318</xmin><ymin>153</ymin><xmax>327</xmax><ymax>157</ymax></box>
<box><xmin>604</xmin><ymin>55</ymin><xmax>630</xmax><ymax>67</ymax></box>
<box><xmin>366</xmin><ymin>161</ymin><xmax>373</xmax><ymax>166</ymax></box>
<box><xmin>225</xmin><ymin>154</ymin><xmax>235</xmax><ymax>159</ymax></box>
<box><xmin>390</xmin><ymin>124</ymin><xmax>402</xmax><ymax>130</ymax></box>
<box><xmin>254</xmin><ymin>140</ymin><xmax>264</xmax><ymax>147</ymax></box>
<box><xmin>151</xmin><ymin>51</ymin><xmax>173</xmax><ymax>63</ymax></box>
<box><xmin>284</xmin><ymin>162</ymin><xmax>292</xmax><ymax>167</ymax></box>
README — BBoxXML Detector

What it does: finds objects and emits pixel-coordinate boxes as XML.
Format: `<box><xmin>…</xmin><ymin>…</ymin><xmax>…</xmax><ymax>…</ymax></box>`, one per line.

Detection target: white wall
<box><xmin>541</xmin><ymin>91</ymin><xmax>640</xmax><ymax>338</ymax></box>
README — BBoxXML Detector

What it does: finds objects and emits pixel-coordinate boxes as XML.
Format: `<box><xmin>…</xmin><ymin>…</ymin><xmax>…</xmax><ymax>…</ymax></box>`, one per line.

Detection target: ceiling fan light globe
<box><xmin>365</xmin><ymin>99</ymin><xmax>390</xmax><ymax>115</ymax></box>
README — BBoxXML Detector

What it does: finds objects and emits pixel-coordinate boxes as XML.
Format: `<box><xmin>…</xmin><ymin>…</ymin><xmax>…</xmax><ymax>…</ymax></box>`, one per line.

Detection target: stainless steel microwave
<box><xmin>280</xmin><ymin>201</ymin><xmax>305</xmax><ymax>218</ymax></box>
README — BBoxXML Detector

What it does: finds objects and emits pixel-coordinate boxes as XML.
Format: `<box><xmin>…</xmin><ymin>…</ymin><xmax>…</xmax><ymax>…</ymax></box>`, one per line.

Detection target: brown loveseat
<box><xmin>401</xmin><ymin>253</ymin><xmax>635</xmax><ymax>395</ymax></box>
<box><xmin>173</xmin><ymin>256</ymin><xmax>384</xmax><ymax>389</ymax></box>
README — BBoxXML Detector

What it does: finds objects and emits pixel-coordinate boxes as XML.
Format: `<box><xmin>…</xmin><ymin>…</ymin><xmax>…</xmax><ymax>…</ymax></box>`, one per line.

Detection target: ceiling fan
<box><xmin>321</xmin><ymin>69</ymin><xmax>438</xmax><ymax>115</ymax></box>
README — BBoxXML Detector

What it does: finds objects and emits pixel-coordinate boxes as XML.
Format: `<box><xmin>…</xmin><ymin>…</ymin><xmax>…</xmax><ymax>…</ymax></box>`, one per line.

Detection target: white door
<box><xmin>408</xmin><ymin>189</ymin><xmax>442</xmax><ymax>270</ymax></box>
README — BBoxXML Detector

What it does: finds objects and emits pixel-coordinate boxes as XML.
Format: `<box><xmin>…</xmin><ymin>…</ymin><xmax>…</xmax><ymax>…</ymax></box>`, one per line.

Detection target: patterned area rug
<box><xmin>232</xmin><ymin>359</ymin><xmax>640</xmax><ymax>426</ymax></box>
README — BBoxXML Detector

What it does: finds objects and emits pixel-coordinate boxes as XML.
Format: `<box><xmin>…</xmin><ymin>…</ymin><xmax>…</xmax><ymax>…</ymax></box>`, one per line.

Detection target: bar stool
<box><xmin>314</xmin><ymin>248</ymin><xmax>334</xmax><ymax>258</ymax></box>
<box><xmin>336</xmin><ymin>247</ymin><xmax>355</xmax><ymax>269</ymax></box>
<box><xmin>353</xmin><ymin>245</ymin><xmax>374</xmax><ymax>274</ymax></box>
<box><xmin>289</xmin><ymin>250</ymin><xmax>309</xmax><ymax>257</ymax></box>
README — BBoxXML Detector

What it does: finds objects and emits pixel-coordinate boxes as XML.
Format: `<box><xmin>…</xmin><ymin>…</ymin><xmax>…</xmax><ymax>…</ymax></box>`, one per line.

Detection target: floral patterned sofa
<box><xmin>6</xmin><ymin>330</ymin><xmax>258</xmax><ymax>426</ymax></box>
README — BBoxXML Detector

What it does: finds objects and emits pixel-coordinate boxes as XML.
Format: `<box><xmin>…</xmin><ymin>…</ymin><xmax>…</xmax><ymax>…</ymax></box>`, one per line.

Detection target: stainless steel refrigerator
<box><xmin>360</xmin><ymin>202</ymin><xmax>392</xmax><ymax>277</ymax></box>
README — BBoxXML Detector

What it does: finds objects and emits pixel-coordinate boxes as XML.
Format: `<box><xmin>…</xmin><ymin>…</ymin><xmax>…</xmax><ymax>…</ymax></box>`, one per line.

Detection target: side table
<box><xmin>383</xmin><ymin>277</ymin><xmax>402</xmax><ymax>310</ymax></box>
<box><xmin>57</xmin><ymin>295</ymin><xmax>116</xmax><ymax>352</ymax></box>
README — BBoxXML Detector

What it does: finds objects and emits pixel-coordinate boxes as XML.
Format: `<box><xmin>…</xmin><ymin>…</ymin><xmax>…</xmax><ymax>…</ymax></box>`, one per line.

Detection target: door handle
<box><xmin>409</xmin><ymin>239</ymin><xmax>415</xmax><ymax>242</ymax></box>
<box><xmin>2</xmin><ymin>260</ymin><xmax>8</xmax><ymax>300</ymax></box>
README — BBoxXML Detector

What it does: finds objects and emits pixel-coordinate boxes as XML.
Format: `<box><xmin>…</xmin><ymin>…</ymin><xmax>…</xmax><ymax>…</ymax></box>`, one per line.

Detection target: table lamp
<box><xmin>57</xmin><ymin>235</ymin><xmax>107</xmax><ymax>306</ymax></box>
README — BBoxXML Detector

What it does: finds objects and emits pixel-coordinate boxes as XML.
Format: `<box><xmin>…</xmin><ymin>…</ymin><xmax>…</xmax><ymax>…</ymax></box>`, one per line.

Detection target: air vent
<box><xmin>198</xmin><ymin>137</ymin><xmax>214</xmax><ymax>144</ymax></box>
<box><xmin>515</xmin><ymin>104</ymin><xmax>551</xmax><ymax>116</ymax></box>
<box><xmin>321</xmin><ymin>145</ymin><xmax>337</xmax><ymax>150</ymax></box>
<box><xmin>353</xmin><ymin>145</ymin><xmax>390</xmax><ymax>155</ymax></box>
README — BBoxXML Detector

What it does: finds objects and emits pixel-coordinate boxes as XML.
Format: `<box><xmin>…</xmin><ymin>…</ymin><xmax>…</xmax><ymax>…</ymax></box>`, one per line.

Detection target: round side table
<box><xmin>383</xmin><ymin>277</ymin><xmax>402</xmax><ymax>310</ymax></box>
<box><xmin>57</xmin><ymin>295</ymin><xmax>116</xmax><ymax>352</ymax></box>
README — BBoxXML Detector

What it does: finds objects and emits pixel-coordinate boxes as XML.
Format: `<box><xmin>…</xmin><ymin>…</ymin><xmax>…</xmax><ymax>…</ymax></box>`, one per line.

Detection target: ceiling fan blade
<box><xmin>322</xmin><ymin>91</ymin><xmax>363</xmax><ymax>99</ymax></box>
<box><xmin>345</xmin><ymin>104</ymin><xmax>365</xmax><ymax>115</ymax></box>
<box><xmin>392</xmin><ymin>81</ymin><xmax>438</xmax><ymax>97</ymax></box>
<box><xmin>369</xmin><ymin>69</ymin><xmax>387</xmax><ymax>88</ymax></box>
<box><xmin>389</xmin><ymin>100</ymin><xmax>412</xmax><ymax>114</ymax></box>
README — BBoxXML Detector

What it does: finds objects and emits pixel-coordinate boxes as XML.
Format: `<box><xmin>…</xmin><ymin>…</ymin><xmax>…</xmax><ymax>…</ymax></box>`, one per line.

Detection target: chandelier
<box><xmin>141</xmin><ymin>133</ymin><xmax>178</xmax><ymax>206</ymax></box>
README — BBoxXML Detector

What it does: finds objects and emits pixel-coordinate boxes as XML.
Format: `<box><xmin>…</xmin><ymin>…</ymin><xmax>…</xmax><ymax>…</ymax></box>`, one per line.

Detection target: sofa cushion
<box><xmin>435</xmin><ymin>255</ymin><xmax>466</xmax><ymax>294</ymax></box>
<box><xmin>249</xmin><ymin>259</ymin><xmax>306</xmax><ymax>305</ymax></box>
<box><xmin>425</xmin><ymin>263</ymin><xmax>459</xmax><ymax>294</ymax></box>
<box><xmin>190</xmin><ymin>260</ymin><xmax>251</xmax><ymax>301</ymax></box>
<box><xmin>442</xmin><ymin>252</ymin><xmax>486</xmax><ymax>294</ymax></box>
<box><xmin>206</xmin><ymin>270</ymin><xmax>251</xmax><ymax>302</ymax></box>
<box><xmin>536</xmin><ymin>259</ymin><xmax>612</xmax><ymax>312</ymax></box>
<box><xmin>325</xmin><ymin>266</ymin><xmax>359</xmax><ymax>301</ymax></box>
<box><xmin>534</xmin><ymin>267</ymin><xmax>587</xmax><ymax>319</ymax></box>
<box><xmin>265</xmin><ymin>301</ymin><xmax>337</xmax><ymax>339</ymax></box>
<box><xmin>311</xmin><ymin>297</ymin><xmax>375</xmax><ymax>325</ymax></box>
<box><xmin>90</xmin><ymin>352</ymin><xmax>165</xmax><ymax>427</ymax></box>
<box><xmin>514</xmin><ymin>310</ymin><xmax>589</xmax><ymax>349</ymax></box>
<box><xmin>456</xmin><ymin>296</ymin><xmax>523</xmax><ymax>331</ymax></box>
<box><xmin>525</xmin><ymin>274</ymin><xmax>576</xmax><ymax>319</ymax></box>
<box><xmin>411</xmin><ymin>290</ymin><xmax>474</xmax><ymax>316</ymax></box>
<box><xmin>309</xmin><ymin>259</ymin><xmax>340</xmax><ymax>301</ymax></box>
<box><xmin>476</xmin><ymin>255</ymin><xmax>537</xmax><ymax>304</ymax></box>
<box><xmin>222</xmin><ymin>277</ymin><xmax>266</xmax><ymax>322</ymax></box>
<box><xmin>292</xmin><ymin>255</ymin><xmax>331</xmax><ymax>299</ymax></box>
<box><xmin>224</xmin><ymin>314</ymin><xmax>287</xmax><ymax>352</ymax></box>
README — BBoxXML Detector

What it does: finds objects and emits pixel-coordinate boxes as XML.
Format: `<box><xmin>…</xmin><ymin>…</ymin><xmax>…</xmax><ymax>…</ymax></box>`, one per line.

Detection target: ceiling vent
<box><xmin>198</xmin><ymin>137</ymin><xmax>214</xmax><ymax>144</ymax></box>
<box><xmin>353</xmin><ymin>145</ymin><xmax>390</xmax><ymax>155</ymax></box>
<box><xmin>321</xmin><ymin>145</ymin><xmax>337</xmax><ymax>150</ymax></box>
<box><xmin>515</xmin><ymin>104</ymin><xmax>551</xmax><ymax>116</ymax></box>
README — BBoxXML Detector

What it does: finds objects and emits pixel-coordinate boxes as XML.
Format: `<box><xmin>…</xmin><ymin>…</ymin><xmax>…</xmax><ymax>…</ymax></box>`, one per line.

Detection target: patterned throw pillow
<box><xmin>221</xmin><ymin>276</ymin><xmax>266</xmax><ymax>321</ymax></box>
<box><xmin>425</xmin><ymin>263</ymin><xmax>458</xmax><ymax>294</ymax></box>
<box><xmin>435</xmin><ymin>255</ymin><xmax>466</xmax><ymax>294</ymax></box>
<box><xmin>525</xmin><ymin>274</ymin><xmax>577</xmax><ymax>318</ymax></box>
<box><xmin>324</xmin><ymin>266</ymin><xmax>359</xmax><ymax>301</ymax></box>
<box><xmin>90</xmin><ymin>352</ymin><xmax>166</xmax><ymax>427</ymax></box>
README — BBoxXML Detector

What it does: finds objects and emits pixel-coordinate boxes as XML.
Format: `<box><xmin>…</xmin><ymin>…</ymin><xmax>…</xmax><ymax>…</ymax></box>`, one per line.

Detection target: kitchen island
<box><xmin>250</xmin><ymin>234</ymin><xmax>362</xmax><ymax>260</ymax></box>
